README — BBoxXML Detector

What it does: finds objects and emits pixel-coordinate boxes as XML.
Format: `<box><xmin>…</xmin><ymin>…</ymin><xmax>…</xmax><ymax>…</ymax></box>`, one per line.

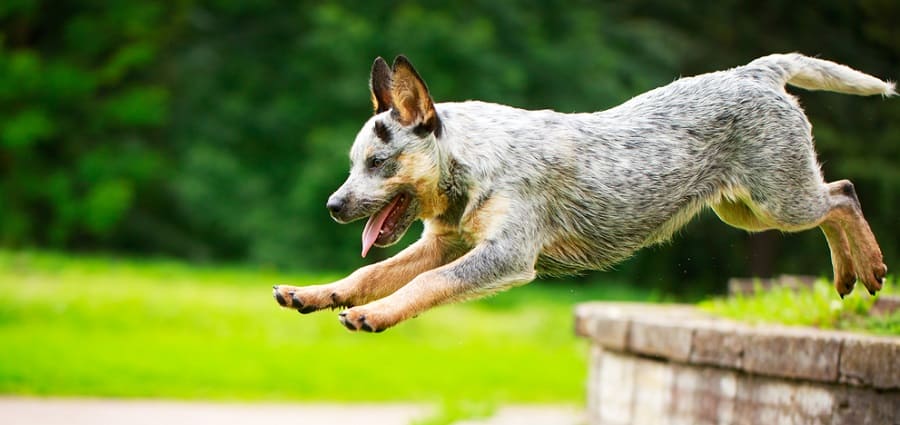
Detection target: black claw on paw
<box><xmin>339</xmin><ymin>314</ymin><xmax>356</xmax><ymax>331</ymax></box>
<box><xmin>274</xmin><ymin>291</ymin><xmax>287</xmax><ymax>306</ymax></box>
<box><xmin>298</xmin><ymin>305</ymin><xmax>317</xmax><ymax>314</ymax></box>
<box><xmin>360</xmin><ymin>321</ymin><xmax>374</xmax><ymax>332</ymax></box>
<box><xmin>840</xmin><ymin>293</ymin><xmax>845</xmax><ymax>299</ymax></box>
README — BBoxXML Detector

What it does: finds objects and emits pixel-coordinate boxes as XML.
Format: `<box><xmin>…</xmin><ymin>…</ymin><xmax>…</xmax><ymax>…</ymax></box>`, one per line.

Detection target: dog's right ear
<box><xmin>390</xmin><ymin>55</ymin><xmax>440</xmax><ymax>133</ymax></box>
<box><xmin>370</xmin><ymin>57</ymin><xmax>392</xmax><ymax>114</ymax></box>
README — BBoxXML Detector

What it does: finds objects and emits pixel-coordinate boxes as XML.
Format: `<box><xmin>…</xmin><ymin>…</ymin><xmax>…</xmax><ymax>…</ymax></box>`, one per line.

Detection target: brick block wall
<box><xmin>575</xmin><ymin>303</ymin><xmax>900</xmax><ymax>425</ymax></box>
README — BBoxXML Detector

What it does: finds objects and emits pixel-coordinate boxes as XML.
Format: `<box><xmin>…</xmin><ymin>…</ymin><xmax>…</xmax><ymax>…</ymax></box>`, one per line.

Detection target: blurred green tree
<box><xmin>164</xmin><ymin>0</ymin><xmax>688</xmax><ymax>270</ymax></box>
<box><xmin>0</xmin><ymin>1</ymin><xmax>183</xmax><ymax>249</ymax></box>
<box><xmin>2</xmin><ymin>0</ymin><xmax>897</xmax><ymax>295</ymax></box>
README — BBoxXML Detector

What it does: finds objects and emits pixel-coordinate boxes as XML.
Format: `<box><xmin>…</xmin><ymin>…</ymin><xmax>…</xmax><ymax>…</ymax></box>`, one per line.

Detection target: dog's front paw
<box><xmin>273</xmin><ymin>284</ymin><xmax>344</xmax><ymax>314</ymax></box>
<box><xmin>338</xmin><ymin>307</ymin><xmax>392</xmax><ymax>333</ymax></box>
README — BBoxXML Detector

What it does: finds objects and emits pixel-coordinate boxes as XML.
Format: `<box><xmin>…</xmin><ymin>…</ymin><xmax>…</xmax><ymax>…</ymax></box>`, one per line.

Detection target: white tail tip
<box><xmin>885</xmin><ymin>80</ymin><xmax>897</xmax><ymax>97</ymax></box>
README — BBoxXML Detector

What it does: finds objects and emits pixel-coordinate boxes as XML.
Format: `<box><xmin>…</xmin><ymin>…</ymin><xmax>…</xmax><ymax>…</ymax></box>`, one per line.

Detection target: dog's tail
<box><xmin>749</xmin><ymin>53</ymin><xmax>896</xmax><ymax>97</ymax></box>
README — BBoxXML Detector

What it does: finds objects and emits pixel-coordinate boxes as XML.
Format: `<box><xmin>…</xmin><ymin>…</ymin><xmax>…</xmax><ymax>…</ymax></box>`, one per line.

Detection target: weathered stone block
<box><xmin>733</xmin><ymin>377</ymin><xmax>835</xmax><ymax>424</ymax></box>
<box><xmin>574</xmin><ymin>313</ymin><xmax>592</xmax><ymax>338</ymax></box>
<box><xmin>839</xmin><ymin>336</ymin><xmax>900</xmax><ymax>389</ymax></box>
<box><xmin>628</xmin><ymin>317</ymin><xmax>693</xmax><ymax>362</ymax></box>
<box><xmin>596</xmin><ymin>350</ymin><xmax>637</xmax><ymax>425</ymax></box>
<box><xmin>631</xmin><ymin>358</ymin><xmax>674</xmax><ymax>425</ymax></box>
<box><xmin>583</xmin><ymin>316</ymin><xmax>630</xmax><ymax>351</ymax></box>
<box><xmin>574</xmin><ymin>303</ymin><xmax>632</xmax><ymax>350</ymax></box>
<box><xmin>669</xmin><ymin>364</ymin><xmax>737</xmax><ymax>425</ymax></box>
<box><xmin>831</xmin><ymin>386</ymin><xmax>900</xmax><ymax>425</ymax></box>
<box><xmin>690</xmin><ymin>322</ymin><xmax>745</xmax><ymax>369</ymax></box>
<box><xmin>742</xmin><ymin>327</ymin><xmax>841</xmax><ymax>382</ymax></box>
<box><xmin>585</xmin><ymin>345</ymin><xmax>605</xmax><ymax>424</ymax></box>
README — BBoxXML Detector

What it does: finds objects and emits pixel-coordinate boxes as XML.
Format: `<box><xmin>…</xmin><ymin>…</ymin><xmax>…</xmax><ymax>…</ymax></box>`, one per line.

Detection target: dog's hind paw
<box><xmin>861</xmin><ymin>263</ymin><xmax>887</xmax><ymax>296</ymax></box>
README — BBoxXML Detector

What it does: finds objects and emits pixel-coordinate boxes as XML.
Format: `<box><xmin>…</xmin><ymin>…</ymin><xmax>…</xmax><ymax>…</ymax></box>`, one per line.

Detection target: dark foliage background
<box><xmin>2</xmin><ymin>0</ymin><xmax>898</xmax><ymax>295</ymax></box>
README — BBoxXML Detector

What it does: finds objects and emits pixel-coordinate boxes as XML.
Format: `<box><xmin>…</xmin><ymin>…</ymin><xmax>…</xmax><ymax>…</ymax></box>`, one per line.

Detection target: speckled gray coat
<box><xmin>277</xmin><ymin>54</ymin><xmax>894</xmax><ymax>332</ymax></box>
<box><xmin>416</xmin><ymin>54</ymin><xmax>893</xmax><ymax>278</ymax></box>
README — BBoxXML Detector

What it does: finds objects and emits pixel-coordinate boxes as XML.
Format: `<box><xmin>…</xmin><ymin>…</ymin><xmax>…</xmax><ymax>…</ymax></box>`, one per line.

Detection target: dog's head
<box><xmin>327</xmin><ymin>56</ymin><xmax>445</xmax><ymax>257</ymax></box>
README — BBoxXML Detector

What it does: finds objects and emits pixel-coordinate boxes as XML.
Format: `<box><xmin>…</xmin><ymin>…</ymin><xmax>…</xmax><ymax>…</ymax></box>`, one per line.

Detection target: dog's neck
<box><xmin>431</xmin><ymin>114</ymin><xmax>471</xmax><ymax>228</ymax></box>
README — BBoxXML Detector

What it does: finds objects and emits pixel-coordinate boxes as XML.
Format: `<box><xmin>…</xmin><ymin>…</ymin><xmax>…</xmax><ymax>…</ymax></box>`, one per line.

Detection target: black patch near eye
<box><xmin>373</xmin><ymin>121</ymin><xmax>391</xmax><ymax>143</ymax></box>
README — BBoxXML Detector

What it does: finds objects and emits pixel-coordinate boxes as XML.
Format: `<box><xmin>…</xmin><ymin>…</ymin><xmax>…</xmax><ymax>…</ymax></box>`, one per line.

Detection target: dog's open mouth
<box><xmin>361</xmin><ymin>192</ymin><xmax>412</xmax><ymax>257</ymax></box>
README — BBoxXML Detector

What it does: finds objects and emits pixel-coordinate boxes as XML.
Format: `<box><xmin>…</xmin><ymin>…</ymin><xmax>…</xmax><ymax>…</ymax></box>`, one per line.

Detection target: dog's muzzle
<box><xmin>326</xmin><ymin>196</ymin><xmax>346</xmax><ymax>215</ymax></box>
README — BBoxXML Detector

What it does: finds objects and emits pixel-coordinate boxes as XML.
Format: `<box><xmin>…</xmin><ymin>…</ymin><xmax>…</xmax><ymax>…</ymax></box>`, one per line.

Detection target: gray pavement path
<box><xmin>0</xmin><ymin>397</ymin><xmax>583</xmax><ymax>425</ymax></box>
<box><xmin>0</xmin><ymin>397</ymin><xmax>428</xmax><ymax>425</ymax></box>
<box><xmin>455</xmin><ymin>405</ymin><xmax>584</xmax><ymax>425</ymax></box>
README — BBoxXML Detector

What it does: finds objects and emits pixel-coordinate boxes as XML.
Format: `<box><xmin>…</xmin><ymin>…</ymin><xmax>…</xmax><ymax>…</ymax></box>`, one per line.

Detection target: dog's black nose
<box><xmin>326</xmin><ymin>197</ymin><xmax>346</xmax><ymax>214</ymax></box>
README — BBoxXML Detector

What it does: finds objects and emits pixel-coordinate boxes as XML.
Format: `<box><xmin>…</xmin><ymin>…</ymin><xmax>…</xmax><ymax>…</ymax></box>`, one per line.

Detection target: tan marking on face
<box><xmin>385</xmin><ymin>151</ymin><xmax>447</xmax><ymax>219</ymax></box>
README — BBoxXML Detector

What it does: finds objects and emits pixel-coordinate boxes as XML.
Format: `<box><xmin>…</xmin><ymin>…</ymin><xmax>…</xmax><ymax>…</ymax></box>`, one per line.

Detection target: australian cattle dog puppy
<box><xmin>274</xmin><ymin>54</ymin><xmax>895</xmax><ymax>332</ymax></box>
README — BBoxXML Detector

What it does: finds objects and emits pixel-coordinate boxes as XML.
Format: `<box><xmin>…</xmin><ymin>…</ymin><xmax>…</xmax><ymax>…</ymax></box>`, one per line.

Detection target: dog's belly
<box><xmin>535</xmin><ymin>231</ymin><xmax>643</xmax><ymax>276</ymax></box>
<box><xmin>534</xmin><ymin>192</ymin><xmax>712</xmax><ymax>276</ymax></box>
<box><xmin>536</xmin><ymin>246</ymin><xmax>630</xmax><ymax>276</ymax></box>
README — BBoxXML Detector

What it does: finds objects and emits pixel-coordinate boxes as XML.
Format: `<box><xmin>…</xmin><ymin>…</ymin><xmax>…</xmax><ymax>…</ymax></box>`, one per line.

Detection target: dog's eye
<box><xmin>368</xmin><ymin>157</ymin><xmax>385</xmax><ymax>169</ymax></box>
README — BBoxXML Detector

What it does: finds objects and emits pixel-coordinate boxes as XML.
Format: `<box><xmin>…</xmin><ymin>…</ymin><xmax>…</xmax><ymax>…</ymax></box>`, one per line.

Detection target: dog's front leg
<box><xmin>339</xmin><ymin>239</ymin><xmax>538</xmax><ymax>332</ymax></box>
<box><xmin>273</xmin><ymin>231</ymin><xmax>462</xmax><ymax>314</ymax></box>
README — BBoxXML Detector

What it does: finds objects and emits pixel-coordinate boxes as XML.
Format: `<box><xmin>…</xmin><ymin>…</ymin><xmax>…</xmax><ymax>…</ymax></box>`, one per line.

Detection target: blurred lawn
<box><xmin>0</xmin><ymin>251</ymin><xmax>652</xmax><ymax>403</ymax></box>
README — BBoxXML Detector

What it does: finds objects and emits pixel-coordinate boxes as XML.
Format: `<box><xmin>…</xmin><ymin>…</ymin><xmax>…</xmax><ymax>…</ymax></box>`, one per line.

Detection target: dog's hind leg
<box><xmin>716</xmin><ymin>100</ymin><xmax>886</xmax><ymax>296</ymax></box>
<box><xmin>723</xmin><ymin>175</ymin><xmax>885</xmax><ymax>297</ymax></box>
<box><xmin>712</xmin><ymin>196</ymin><xmax>772</xmax><ymax>232</ymax></box>
<box><xmin>819</xmin><ymin>217</ymin><xmax>857</xmax><ymax>296</ymax></box>
<box><xmin>713</xmin><ymin>193</ymin><xmax>858</xmax><ymax>296</ymax></box>
<box><xmin>820</xmin><ymin>180</ymin><xmax>886</xmax><ymax>295</ymax></box>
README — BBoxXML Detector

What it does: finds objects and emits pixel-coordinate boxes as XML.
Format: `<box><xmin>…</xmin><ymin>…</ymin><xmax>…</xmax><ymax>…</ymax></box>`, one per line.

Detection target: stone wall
<box><xmin>575</xmin><ymin>303</ymin><xmax>899</xmax><ymax>425</ymax></box>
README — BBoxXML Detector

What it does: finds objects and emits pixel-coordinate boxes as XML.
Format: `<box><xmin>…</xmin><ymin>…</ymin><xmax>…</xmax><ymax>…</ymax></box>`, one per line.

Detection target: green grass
<box><xmin>0</xmin><ymin>250</ymin><xmax>652</xmax><ymax>403</ymax></box>
<box><xmin>699</xmin><ymin>277</ymin><xmax>899</xmax><ymax>336</ymax></box>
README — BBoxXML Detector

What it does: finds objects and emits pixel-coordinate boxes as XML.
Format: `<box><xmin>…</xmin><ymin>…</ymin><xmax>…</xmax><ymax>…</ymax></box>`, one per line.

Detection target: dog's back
<box><xmin>436</xmin><ymin>55</ymin><xmax>893</xmax><ymax>274</ymax></box>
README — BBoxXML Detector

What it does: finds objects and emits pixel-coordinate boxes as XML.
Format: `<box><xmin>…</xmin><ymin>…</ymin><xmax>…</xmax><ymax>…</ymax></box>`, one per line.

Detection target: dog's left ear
<box><xmin>370</xmin><ymin>57</ymin><xmax>392</xmax><ymax>114</ymax></box>
<box><xmin>391</xmin><ymin>55</ymin><xmax>440</xmax><ymax>134</ymax></box>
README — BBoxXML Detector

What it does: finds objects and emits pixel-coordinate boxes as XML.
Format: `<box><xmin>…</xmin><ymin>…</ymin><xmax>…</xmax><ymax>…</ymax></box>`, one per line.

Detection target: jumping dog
<box><xmin>274</xmin><ymin>54</ymin><xmax>894</xmax><ymax>332</ymax></box>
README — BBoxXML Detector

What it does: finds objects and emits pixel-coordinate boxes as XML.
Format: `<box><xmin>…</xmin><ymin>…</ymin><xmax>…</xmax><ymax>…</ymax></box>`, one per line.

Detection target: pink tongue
<box><xmin>361</xmin><ymin>197</ymin><xmax>400</xmax><ymax>257</ymax></box>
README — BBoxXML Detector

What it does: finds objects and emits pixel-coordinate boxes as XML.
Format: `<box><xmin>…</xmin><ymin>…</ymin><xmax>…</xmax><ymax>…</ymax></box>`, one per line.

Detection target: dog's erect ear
<box><xmin>370</xmin><ymin>57</ymin><xmax>392</xmax><ymax>114</ymax></box>
<box><xmin>390</xmin><ymin>55</ymin><xmax>439</xmax><ymax>133</ymax></box>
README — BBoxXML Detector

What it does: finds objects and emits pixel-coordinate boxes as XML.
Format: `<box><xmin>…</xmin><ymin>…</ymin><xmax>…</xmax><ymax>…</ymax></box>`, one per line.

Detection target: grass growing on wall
<box><xmin>699</xmin><ymin>277</ymin><xmax>899</xmax><ymax>336</ymax></box>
